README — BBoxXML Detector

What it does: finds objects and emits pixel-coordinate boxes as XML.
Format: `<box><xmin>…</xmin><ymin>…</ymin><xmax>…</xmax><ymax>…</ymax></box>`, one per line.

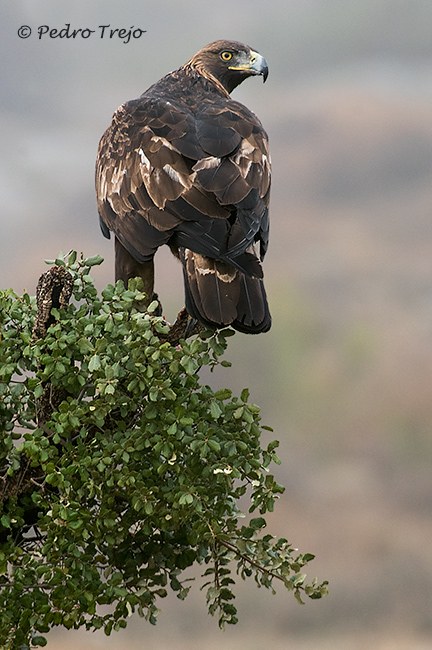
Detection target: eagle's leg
<box><xmin>114</xmin><ymin>237</ymin><xmax>161</xmax><ymax>313</ymax></box>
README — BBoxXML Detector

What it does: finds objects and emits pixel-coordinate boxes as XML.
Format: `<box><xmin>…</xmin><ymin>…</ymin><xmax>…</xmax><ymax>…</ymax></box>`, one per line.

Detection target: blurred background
<box><xmin>2</xmin><ymin>1</ymin><xmax>432</xmax><ymax>647</ymax></box>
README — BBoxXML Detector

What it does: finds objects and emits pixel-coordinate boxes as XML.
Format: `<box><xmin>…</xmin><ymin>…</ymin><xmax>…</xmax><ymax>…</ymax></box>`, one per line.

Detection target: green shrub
<box><xmin>0</xmin><ymin>252</ymin><xmax>327</xmax><ymax>648</ymax></box>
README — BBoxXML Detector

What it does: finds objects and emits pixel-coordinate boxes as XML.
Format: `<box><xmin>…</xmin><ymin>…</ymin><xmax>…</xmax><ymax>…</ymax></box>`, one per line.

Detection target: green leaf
<box><xmin>89</xmin><ymin>354</ymin><xmax>101</xmax><ymax>371</ymax></box>
<box><xmin>85</xmin><ymin>254</ymin><xmax>104</xmax><ymax>266</ymax></box>
<box><xmin>210</xmin><ymin>400</ymin><xmax>222</xmax><ymax>419</ymax></box>
<box><xmin>294</xmin><ymin>589</ymin><xmax>305</xmax><ymax>605</ymax></box>
<box><xmin>34</xmin><ymin>383</ymin><xmax>44</xmax><ymax>398</ymax></box>
<box><xmin>147</xmin><ymin>300</ymin><xmax>160</xmax><ymax>313</ymax></box>
<box><xmin>0</xmin><ymin>515</ymin><xmax>10</xmax><ymax>528</ymax></box>
<box><xmin>102</xmin><ymin>284</ymin><xmax>115</xmax><ymax>300</ymax></box>
<box><xmin>78</xmin><ymin>338</ymin><xmax>94</xmax><ymax>354</ymax></box>
<box><xmin>249</xmin><ymin>517</ymin><xmax>267</xmax><ymax>530</ymax></box>
<box><xmin>214</xmin><ymin>388</ymin><xmax>232</xmax><ymax>401</ymax></box>
<box><xmin>207</xmin><ymin>438</ymin><xmax>221</xmax><ymax>452</ymax></box>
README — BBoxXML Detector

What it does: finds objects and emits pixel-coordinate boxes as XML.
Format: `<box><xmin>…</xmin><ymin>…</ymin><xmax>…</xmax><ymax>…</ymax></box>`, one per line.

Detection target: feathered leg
<box><xmin>114</xmin><ymin>238</ymin><xmax>160</xmax><ymax>310</ymax></box>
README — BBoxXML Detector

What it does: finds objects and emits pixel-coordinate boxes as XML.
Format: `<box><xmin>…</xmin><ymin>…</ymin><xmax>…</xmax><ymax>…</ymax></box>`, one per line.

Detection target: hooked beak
<box><xmin>229</xmin><ymin>50</ymin><xmax>269</xmax><ymax>82</ymax></box>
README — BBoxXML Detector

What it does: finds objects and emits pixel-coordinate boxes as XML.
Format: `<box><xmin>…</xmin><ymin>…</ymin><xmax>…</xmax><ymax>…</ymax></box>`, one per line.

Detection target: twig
<box><xmin>216</xmin><ymin>537</ymin><xmax>286</xmax><ymax>584</ymax></box>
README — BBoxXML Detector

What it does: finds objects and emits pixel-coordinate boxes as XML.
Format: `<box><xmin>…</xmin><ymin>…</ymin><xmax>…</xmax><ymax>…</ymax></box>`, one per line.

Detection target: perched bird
<box><xmin>95</xmin><ymin>40</ymin><xmax>271</xmax><ymax>333</ymax></box>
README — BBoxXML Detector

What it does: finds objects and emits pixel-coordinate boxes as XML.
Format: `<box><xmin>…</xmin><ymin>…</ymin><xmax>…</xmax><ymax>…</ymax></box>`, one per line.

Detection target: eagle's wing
<box><xmin>96</xmin><ymin>94</ymin><xmax>271</xmax><ymax>331</ymax></box>
<box><xmin>96</xmin><ymin>96</ymin><xmax>270</xmax><ymax>260</ymax></box>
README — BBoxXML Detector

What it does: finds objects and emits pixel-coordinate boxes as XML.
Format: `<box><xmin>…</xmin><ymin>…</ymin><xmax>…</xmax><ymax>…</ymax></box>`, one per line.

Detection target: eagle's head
<box><xmin>186</xmin><ymin>40</ymin><xmax>269</xmax><ymax>94</ymax></box>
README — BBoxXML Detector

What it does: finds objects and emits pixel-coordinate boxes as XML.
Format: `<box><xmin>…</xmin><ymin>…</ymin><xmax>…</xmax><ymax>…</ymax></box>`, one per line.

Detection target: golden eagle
<box><xmin>95</xmin><ymin>40</ymin><xmax>271</xmax><ymax>333</ymax></box>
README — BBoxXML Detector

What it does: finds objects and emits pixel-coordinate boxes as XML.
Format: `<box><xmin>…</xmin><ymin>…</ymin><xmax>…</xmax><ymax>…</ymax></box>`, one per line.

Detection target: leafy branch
<box><xmin>0</xmin><ymin>251</ymin><xmax>328</xmax><ymax>648</ymax></box>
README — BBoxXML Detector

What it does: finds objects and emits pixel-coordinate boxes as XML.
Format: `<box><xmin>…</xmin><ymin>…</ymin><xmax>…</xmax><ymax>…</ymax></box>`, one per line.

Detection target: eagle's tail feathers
<box><xmin>180</xmin><ymin>248</ymin><xmax>271</xmax><ymax>334</ymax></box>
<box><xmin>233</xmin><ymin>274</ymin><xmax>271</xmax><ymax>333</ymax></box>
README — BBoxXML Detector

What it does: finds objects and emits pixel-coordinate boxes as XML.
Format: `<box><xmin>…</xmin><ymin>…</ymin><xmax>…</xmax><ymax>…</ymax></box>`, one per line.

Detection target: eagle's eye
<box><xmin>220</xmin><ymin>51</ymin><xmax>233</xmax><ymax>61</ymax></box>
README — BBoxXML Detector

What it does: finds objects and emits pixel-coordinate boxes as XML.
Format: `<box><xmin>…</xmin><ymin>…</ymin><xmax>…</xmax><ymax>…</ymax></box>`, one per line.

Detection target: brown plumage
<box><xmin>95</xmin><ymin>40</ymin><xmax>271</xmax><ymax>333</ymax></box>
